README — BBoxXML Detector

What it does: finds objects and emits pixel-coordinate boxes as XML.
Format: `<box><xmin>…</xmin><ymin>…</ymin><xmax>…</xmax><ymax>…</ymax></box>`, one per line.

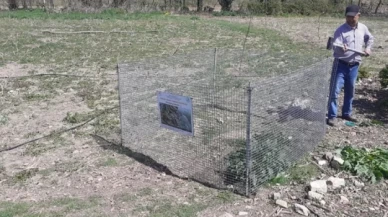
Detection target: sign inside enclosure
<box><xmin>157</xmin><ymin>91</ymin><xmax>194</xmax><ymax>136</ymax></box>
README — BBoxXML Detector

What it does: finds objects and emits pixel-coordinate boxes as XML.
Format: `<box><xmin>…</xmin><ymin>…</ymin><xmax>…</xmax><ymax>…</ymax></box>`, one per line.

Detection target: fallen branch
<box><xmin>0</xmin><ymin>106</ymin><xmax>118</xmax><ymax>153</ymax></box>
<box><xmin>308</xmin><ymin>159</ymin><xmax>327</xmax><ymax>173</ymax></box>
<box><xmin>42</xmin><ymin>30</ymin><xmax>158</xmax><ymax>34</ymax></box>
<box><xmin>311</xmin><ymin>203</ymin><xmax>331</xmax><ymax>213</ymax></box>
<box><xmin>268</xmin><ymin>207</ymin><xmax>281</xmax><ymax>217</ymax></box>
<box><xmin>303</xmin><ymin>204</ymin><xmax>321</xmax><ymax>217</ymax></box>
<box><xmin>0</xmin><ymin>73</ymin><xmax>117</xmax><ymax>79</ymax></box>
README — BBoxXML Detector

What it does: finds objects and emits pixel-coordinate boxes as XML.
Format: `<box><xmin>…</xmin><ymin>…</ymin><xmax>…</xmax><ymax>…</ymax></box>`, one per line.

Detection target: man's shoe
<box><xmin>342</xmin><ymin>115</ymin><xmax>358</xmax><ymax>123</ymax></box>
<box><xmin>327</xmin><ymin>118</ymin><xmax>337</xmax><ymax>127</ymax></box>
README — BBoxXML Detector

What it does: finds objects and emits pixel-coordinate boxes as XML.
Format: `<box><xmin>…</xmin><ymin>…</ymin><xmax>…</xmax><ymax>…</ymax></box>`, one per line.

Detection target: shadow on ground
<box><xmin>91</xmin><ymin>134</ymin><xmax>174</xmax><ymax>175</ymax></box>
<box><xmin>91</xmin><ymin>134</ymin><xmax>229</xmax><ymax>193</ymax></box>
<box><xmin>353</xmin><ymin>86</ymin><xmax>388</xmax><ymax>123</ymax></box>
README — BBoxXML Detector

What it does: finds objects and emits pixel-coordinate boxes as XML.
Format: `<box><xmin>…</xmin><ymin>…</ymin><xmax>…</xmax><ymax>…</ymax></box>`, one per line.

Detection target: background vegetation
<box><xmin>2</xmin><ymin>0</ymin><xmax>388</xmax><ymax>15</ymax></box>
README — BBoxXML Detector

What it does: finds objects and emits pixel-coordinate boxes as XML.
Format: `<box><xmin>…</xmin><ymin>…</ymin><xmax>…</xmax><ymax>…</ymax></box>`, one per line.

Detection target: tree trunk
<box><xmin>375</xmin><ymin>0</ymin><xmax>382</xmax><ymax>14</ymax></box>
<box><xmin>358</xmin><ymin>0</ymin><xmax>361</xmax><ymax>6</ymax></box>
<box><xmin>8</xmin><ymin>0</ymin><xmax>18</xmax><ymax>9</ymax></box>
<box><xmin>218</xmin><ymin>0</ymin><xmax>233</xmax><ymax>11</ymax></box>
<box><xmin>22</xmin><ymin>0</ymin><xmax>27</xmax><ymax>8</ymax></box>
<box><xmin>113</xmin><ymin>0</ymin><xmax>122</xmax><ymax>7</ymax></box>
<box><xmin>197</xmin><ymin>0</ymin><xmax>202</xmax><ymax>11</ymax></box>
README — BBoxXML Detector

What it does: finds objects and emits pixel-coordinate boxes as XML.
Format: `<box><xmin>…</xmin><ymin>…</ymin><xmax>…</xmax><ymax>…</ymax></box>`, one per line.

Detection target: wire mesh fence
<box><xmin>118</xmin><ymin>48</ymin><xmax>331</xmax><ymax>195</ymax></box>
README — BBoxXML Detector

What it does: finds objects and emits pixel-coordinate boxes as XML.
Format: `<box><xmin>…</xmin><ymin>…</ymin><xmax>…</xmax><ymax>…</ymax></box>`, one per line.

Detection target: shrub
<box><xmin>224</xmin><ymin>131</ymin><xmax>292</xmax><ymax>190</ymax></box>
<box><xmin>379</xmin><ymin>65</ymin><xmax>388</xmax><ymax>88</ymax></box>
<box><xmin>358</xmin><ymin>67</ymin><xmax>370</xmax><ymax>81</ymax></box>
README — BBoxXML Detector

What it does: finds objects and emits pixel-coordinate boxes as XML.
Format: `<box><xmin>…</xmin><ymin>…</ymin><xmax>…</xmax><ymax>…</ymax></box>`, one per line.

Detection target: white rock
<box><xmin>294</xmin><ymin>204</ymin><xmax>310</xmax><ymax>216</ymax></box>
<box><xmin>354</xmin><ymin>180</ymin><xmax>365</xmax><ymax>187</ymax></box>
<box><xmin>219</xmin><ymin>213</ymin><xmax>234</xmax><ymax>217</ymax></box>
<box><xmin>320</xmin><ymin>200</ymin><xmax>326</xmax><ymax>206</ymax></box>
<box><xmin>309</xmin><ymin>180</ymin><xmax>327</xmax><ymax>194</ymax></box>
<box><xmin>238</xmin><ymin>211</ymin><xmax>248</xmax><ymax>216</ymax></box>
<box><xmin>340</xmin><ymin>196</ymin><xmax>350</xmax><ymax>204</ymax></box>
<box><xmin>317</xmin><ymin>160</ymin><xmax>328</xmax><ymax>166</ymax></box>
<box><xmin>276</xmin><ymin>199</ymin><xmax>288</xmax><ymax>208</ymax></box>
<box><xmin>330</xmin><ymin>156</ymin><xmax>344</xmax><ymax>169</ymax></box>
<box><xmin>327</xmin><ymin>177</ymin><xmax>346</xmax><ymax>189</ymax></box>
<box><xmin>271</xmin><ymin>192</ymin><xmax>281</xmax><ymax>200</ymax></box>
<box><xmin>308</xmin><ymin>191</ymin><xmax>324</xmax><ymax>201</ymax></box>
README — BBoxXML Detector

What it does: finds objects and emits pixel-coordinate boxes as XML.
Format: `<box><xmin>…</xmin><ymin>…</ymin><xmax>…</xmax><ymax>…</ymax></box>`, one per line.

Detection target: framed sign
<box><xmin>157</xmin><ymin>91</ymin><xmax>194</xmax><ymax>136</ymax></box>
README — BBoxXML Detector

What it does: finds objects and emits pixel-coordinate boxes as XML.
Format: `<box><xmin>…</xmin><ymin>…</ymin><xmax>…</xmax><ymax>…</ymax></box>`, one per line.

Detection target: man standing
<box><xmin>327</xmin><ymin>5</ymin><xmax>374</xmax><ymax>126</ymax></box>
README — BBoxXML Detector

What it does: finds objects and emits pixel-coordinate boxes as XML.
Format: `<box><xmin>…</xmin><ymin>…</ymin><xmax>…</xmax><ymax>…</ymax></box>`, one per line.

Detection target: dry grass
<box><xmin>1</xmin><ymin>10</ymin><xmax>387</xmax><ymax>216</ymax></box>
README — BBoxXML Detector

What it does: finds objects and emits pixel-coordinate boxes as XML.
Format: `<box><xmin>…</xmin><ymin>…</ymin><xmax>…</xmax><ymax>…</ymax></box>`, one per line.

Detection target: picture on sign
<box><xmin>157</xmin><ymin>91</ymin><xmax>194</xmax><ymax>136</ymax></box>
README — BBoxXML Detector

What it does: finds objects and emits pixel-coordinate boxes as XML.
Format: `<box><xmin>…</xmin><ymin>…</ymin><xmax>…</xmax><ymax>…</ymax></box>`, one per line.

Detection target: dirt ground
<box><xmin>1</xmin><ymin>14</ymin><xmax>388</xmax><ymax>217</ymax></box>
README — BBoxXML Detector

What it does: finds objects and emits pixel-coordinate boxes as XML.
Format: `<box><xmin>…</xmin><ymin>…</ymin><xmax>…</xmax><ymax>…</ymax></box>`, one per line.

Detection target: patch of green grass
<box><xmin>267</xmin><ymin>173</ymin><xmax>289</xmax><ymax>185</ymax></box>
<box><xmin>0</xmin><ymin>201</ymin><xmax>31</xmax><ymax>217</ymax></box>
<box><xmin>145</xmin><ymin>202</ymin><xmax>207</xmax><ymax>217</ymax></box>
<box><xmin>12</xmin><ymin>168</ymin><xmax>39</xmax><ymax>183</ymax></box>
<box><xmin>37</xmin><ymin>76</ymin><xmax>75</xmax><ymax>94</ymax></box>
<box><xmin>371</xmin><ymin>119</ymin><xmax>384</xmax><ymax>126</ymax></box>
<box><xmin>24</xmin><ymin>142</ymin><xmax>57</xmax><ymax>156</ymax></box>
<box><xmin>288</xmin><ymin>163</ymin><xmax>319</xmax><ymax>183</ymax></box>
<box><xmin>0</xmin><ymin>114</ymin><xmax>8</xmax><ymax>125</ymax></box>
<box><xmin>93</xmin><ymin>114</ymin><xmax>120</xmax><ymax>136</ymax></box>
<box><xmin>113</xmin><ymin>193</ymin><xmax>137</xmax><ymax>202</ymax></box>
<box><xmin>359</xmin><ymin>119</ymin><xmax>385</xmax><ymax>127</ymax></box>
<box><xmin>98</xmin><ymin>157</ymin><xmax>119</xmax><ymax>167</ymax></box>
<box><xmin>53</xmin><ymin>161</ymin><xmax>82</xmax><ymax>173</ymax></box>
<box><xmin>48</xmin><ymin>196</ymin><xmax>101</xmax><ymax>213</ymax></box>
<box><xmin>215</xmin><ymin>190</ymin><xmax>238</xmax><ymax>203</ymax></box>
<box><xmin>37</xmin><ymin>169</ymin><xmax>52</xmax><ymax>177</ymax></box>
<box><xmin>74</xmin><ymin>80</ymin><xmax>106</xmax><ymax>109</ymax></box>
<box><xmin>193</xmin><ymin>187</ymin><xmax>213</xmax><ymax>197</ymax></box>
<box><xmin>11</xmin><ymin>78</ymin><xmax>33</xmax><ymax>89</ymax></box>
<box><xmin>23</xmin><ymin>131</ymin><xmax>72</xmax><ymax>156</ymax></box>
<box><xmin>137</xmin><ymin>187</ymin><xmax>153</xmax><ymax>196</ymax></box>
<box><xmin>63</xmin><ymin>111</ymin><xmax>92</xmax><ymax>124</ymax></box>
<box><xmin>23</xmin><ymin>131</ymin><xmax>40</xmax><ymax>139</ymax></box>
<box><xmin>22</xmin><ymin>93</ymin><xmax>50</xmax><ymax>101</ymax></box>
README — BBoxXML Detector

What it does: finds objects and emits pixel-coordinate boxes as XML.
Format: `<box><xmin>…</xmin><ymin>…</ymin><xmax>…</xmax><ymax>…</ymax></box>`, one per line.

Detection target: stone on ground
<box><xmin>276</xmin><ymin>199</ymin><xmax>288</xmax><ymax>208</ymax></box>
<box><xmin>294</xmin><ymin>204</ymin><xmax>310</xmax><ymax>216</ymax></box>
<box><xmin>309</xmin><ymin>180</ymin><xmax>327</xmax><ymax>194</ymax></box>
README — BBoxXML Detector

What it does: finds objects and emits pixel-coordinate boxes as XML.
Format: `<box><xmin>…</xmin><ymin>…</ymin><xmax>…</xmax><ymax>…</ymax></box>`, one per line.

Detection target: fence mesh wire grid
<box><xmin>118</xmin><ymin>48</ymin><xmax>331</xmax><ymax>196</ymax></box>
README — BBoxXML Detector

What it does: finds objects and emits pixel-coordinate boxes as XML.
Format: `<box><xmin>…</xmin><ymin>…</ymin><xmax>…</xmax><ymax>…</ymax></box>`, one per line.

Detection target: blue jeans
<box><xmin>327</xmin><ymin>59</ymin><xmax>359</xmax><ymax>119</ymax></box>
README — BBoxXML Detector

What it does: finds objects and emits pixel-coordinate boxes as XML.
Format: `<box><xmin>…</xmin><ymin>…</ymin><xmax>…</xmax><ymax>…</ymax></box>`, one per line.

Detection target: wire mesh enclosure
<box><xmin>117</xmin><ymin>48</ymin><xmax>331</xmax><ymax>195</ymax></box>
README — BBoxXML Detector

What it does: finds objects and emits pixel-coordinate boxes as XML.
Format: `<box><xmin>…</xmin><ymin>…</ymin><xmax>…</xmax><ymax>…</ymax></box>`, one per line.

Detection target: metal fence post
<box><xmin>117</xmin><ymin>64</ymin><xmax>124</xmax><ymax>146</ymax></box>
<box><xmin>213</xmin><ymin>47</ymin><xmax>217</xmax><ymax>91</ymax></box>
<box><xmin>245</xmin><ymin>83</ymin><xmax>252</xmax><ymax>196</ymax></box>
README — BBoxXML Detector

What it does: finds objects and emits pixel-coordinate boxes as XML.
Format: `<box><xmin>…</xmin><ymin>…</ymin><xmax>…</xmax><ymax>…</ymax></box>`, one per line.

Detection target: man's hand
<box><xmin>343</xmin><ymin>44</ymin><xmax>348</xmax><ymax>52</ymax></box>
<box><xmin>364</xmin><ymin>49</ymin><xmax>371</xmax><ymax>56</ymax></box>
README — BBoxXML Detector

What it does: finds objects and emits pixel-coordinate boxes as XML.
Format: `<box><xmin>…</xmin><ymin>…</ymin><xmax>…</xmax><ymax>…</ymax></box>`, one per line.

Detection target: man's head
<box><xmin>345</xmin><ymin>5</ymin><xmax>360</xmax><ymax>27</ymax></box>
